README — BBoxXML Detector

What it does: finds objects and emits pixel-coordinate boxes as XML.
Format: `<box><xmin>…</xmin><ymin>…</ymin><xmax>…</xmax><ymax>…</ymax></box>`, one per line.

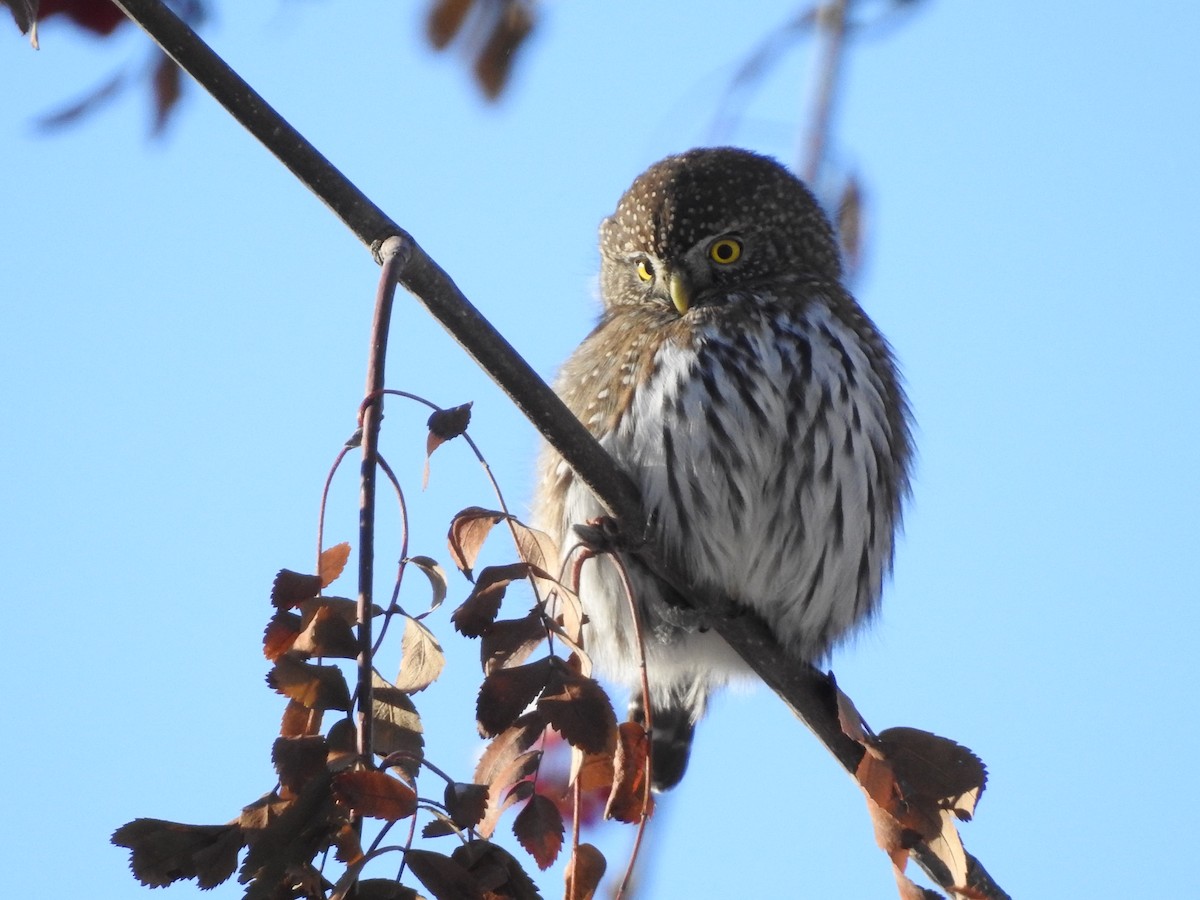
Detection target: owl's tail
<box><xmin>629</xmin><ymin>693</ymin><xmax>702</xmax><ymax>792</ymax></box>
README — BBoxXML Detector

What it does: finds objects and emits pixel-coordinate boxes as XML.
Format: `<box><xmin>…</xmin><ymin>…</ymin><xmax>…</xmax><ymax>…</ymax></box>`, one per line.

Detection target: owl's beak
<box><xmin>667</xmin><ymin>270</ymin><xmax>692</xmax><ymax>316</ymax></box>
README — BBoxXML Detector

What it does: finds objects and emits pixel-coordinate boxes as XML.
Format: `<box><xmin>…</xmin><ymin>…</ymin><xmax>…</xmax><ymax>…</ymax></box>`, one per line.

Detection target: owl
<box><xmin>533</xmin><ymin>147</ymin><xmax>912</xmax><ymax>790</ymax></box>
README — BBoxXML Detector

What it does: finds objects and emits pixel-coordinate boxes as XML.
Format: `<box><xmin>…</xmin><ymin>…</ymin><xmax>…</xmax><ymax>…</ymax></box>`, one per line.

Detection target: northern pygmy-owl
<box><xmin>533</xmin><ymin>147</ymin><xmax>912</xmax><ymax>790</ymax></box>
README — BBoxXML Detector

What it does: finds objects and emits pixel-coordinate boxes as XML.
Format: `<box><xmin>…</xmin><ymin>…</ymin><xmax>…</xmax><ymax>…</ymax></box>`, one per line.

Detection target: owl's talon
<box><xmin>572</xmin><ymin>515</ymin><xmax>631</xmax><ymax>553</ymax></box>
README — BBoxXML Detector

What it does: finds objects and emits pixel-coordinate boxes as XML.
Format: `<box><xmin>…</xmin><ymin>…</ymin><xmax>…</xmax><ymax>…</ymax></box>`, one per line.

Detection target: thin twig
<box><xmin>603</xmin><ymin>549</ymin><xmax>653</xmax><ymax>900</ymax></box>
<box><xmin>356</xmin><ymin>237</ymin><xmax>411</xmax><ymax>764</ymax></box>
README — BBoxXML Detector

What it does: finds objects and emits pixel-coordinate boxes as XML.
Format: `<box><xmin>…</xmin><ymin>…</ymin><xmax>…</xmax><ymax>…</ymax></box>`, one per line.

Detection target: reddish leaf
<box><xmin>394</xmin><ymin>615</ymin><xmax>445</xmax><ymax>693</ymax></box>
<box><xmin>272</xmin><ymin>735</ymin><xmax>329</xmax><ymax>798</ymax></box>
<box><xmin>372</xmin><ymin>671</ymin><xmax>424</xmax><ymax>778</ymax></box>
<box><xmin>512</xmin><ymin>793</ymin><xmax>563</xmax><ymax>870</ymax></box>
<box><xmin>403</xmin><ymin>849</ymin><xmax>484</xmax><ymax>900</ymax></box>
<box><xmin>267</xmin><ymin>655</ymin><xmax>351</xmax><ymax>712</ymax></box>
<box><xmin>574</xmin><ymin>749</ymin><xmax>615</xmax><ymax>796</ymax></box>
<box><xmin>564</xmin><ymin>842</ymin><xmax>606</xmax><ymax>900</ymax></box>
<box><xmin>444</xmin><ymin>782</ymin><xmax>490</xmax><ymax>831</ymax></box>
<box><xmin>271</xmin><ymin>569</ymin><xmax>322</xmax><ymax>609</ymax></box>
<box><xmin>537</xmin><ymin>668</ymin><xmax>618</xmax><ymax>755</ymax></box>
<box><xmin>292</xmin><ymin>604</ymin><xmax>359</xmax><ymax>659</ymax></box>
<box><xmin>476</xmin><ymin>657</ymin><xmax>554</xmax><ymax>737</ymax></box>
<box><xmin>263</xmin><ymin>610</ymin><xmax>302</xmax><ymax>660</ymax></box>
<box><xmin>447</xmin><ymin>507</ymin><xmax>507</xmax><ymax>580</ymax></box>
<box><xmin>333</xmin><ymin>769</ymin><xmax>417</xmax><ymax>821</ymax></box>
<box><xmin>319</xmin><ymin>542</ymin><xmax>352</xmax><ymax>587</ymax></box>
<box><xmin>480</xmin><ymin>611</ymin><xmax>547</xmax><ymax>675</ymax></box>
<box><xmin>279</xmin><ymin>699</ymin><xmax>322</xmax><ymax>738</ymax></box>
<box><xmin>453</xmin><ymin>562</ymin><xmax>530</xmax><ymax>637</ymax></box>
<box><xmin>111</xmin><ymin>819</ymin><xmax>243</xmax><ymax>890</ymax></box>
<box><xmin>605</xmin><ymin>721</ymin><xmax>651</xmax><ymax>823</ymax></box>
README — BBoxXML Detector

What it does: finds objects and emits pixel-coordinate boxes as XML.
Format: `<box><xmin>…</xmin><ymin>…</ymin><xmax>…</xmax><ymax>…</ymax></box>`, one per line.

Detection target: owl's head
<box><xmin>598</xmin><ymin>147</ymin><xmax>841</xmax><ymax>314</ymax></box>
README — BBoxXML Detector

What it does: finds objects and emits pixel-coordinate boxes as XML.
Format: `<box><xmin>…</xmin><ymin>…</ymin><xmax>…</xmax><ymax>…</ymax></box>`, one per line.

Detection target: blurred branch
<box><xmin>802</xmin><ymin>0</ymin><xmax>849</xmax><ymax>184</ymax></box>
<box><xmin>108</xmin><ymin>1</ymin><xmax>1006</xmax><ymax>895</ymax></box>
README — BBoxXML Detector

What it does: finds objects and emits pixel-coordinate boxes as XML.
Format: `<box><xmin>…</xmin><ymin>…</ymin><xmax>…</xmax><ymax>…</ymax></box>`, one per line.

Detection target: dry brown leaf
<box><xmin>481</xmin><ymin>611</ymin><xmax>547</xmax><ymax>675</ymax></box>
<box><xmin>537</xmin><ymin>668</ymin><xmax>618</xmax><ymax>755</ymax></box>
<box><xmin>271</xmin><ymin>569</ymin><xmax>322</xmax><ymax>609</ymax></box>
<box><xmin>512</xmin><ymin>794</ymin><xmax>564</xmax><ymax>870</ymax></box>
<box><xmin>354</xmin><ymin>880</ymin><xmax>420</xmax><ymax>900</ymax></box>
<box><xmin>292</xmin><ymin>604</ymin><xmax>359</xmax><ymax>659</ymax></box>
<box><xmin>423</xmin><ymin>817</ymin><xmax>459</xmax><ymax>838</ymax></box>
<box><xmin>297</xmin><ymin>596</ymin><xmax>380</xmax><ymax>626</ymax></box>
<box><xmin>451</xmin><ymin>840</ymin><xmax>542</xmax><ymax>900</ymax></box>
<box><xmin>475</xmin><ymin>711</ymin><xmax>547</xmax><ymax>787</ymax></box>
<box><xmin>272</xmin><ymin>735</ymin><xmax>329</xmax><ymax>798</ymax></box>
<box><xmin>564</xmin><ymin>842</ymin><xmax>606</xmax><ymax>900</ymax></box>
<box><xmin>239</xmin><ymin>775</ymin><xmax>338</xmax><ymax>892</ymax></box>
<box><xmin>447</xmin><ymin>507</ymin><xmax>508</xmax><ymax>580</ymax></box>
<box><xmin>111</xmin><ymin>819</ymin><xmax>244</xmax><ymax>890</ymax></box>
<box><xmin>453</xmin><ymin>562</ymin><xmax>531</xmax><ymax>637</ymax></box>
<box><xmin>551</xmin><ymin>583</ymin><xmax>587</xmax><ymax>646</ymax></box>
<box><xmin>476</xmin><ymin>656</ymin><xmax>554</xmax><ymax>737</ymax></box>
<box><xmin>444</xmin><ymin>782</ymin><xmax>490</xmax><ymax>831</ymax></box>
<box><xmin>424</xmin><ymin>403</ymin><xmax>473</xmax><ymax>488</ymax></box>
<box><xmin>333</xmin><ymin>769</ymin><xmax>417</xmax><ymax>821</ymax></box>
<box><xmin>835</xmin><ymin>683</ymin><xmax>874</xmax><ymax>747</ymax></box>
<box><xmin>473</xmin><ymin>0</ymin><xmax>533</xmax><ymax>100</ymax></box>
<box><xmin>395</xmin><ymin>615</ymin><xmax>445</xmax><ymax>693</ymax></box>
<box><xmin>605</xmin><ymin>721</ymin><xmax>651</xmax><ymax>823</ymax></box>
<box><xmin>325</xmin><ymin>718</ymin><xmax>357</xmax><ymax>773</ymax></box>
<box><xmin>426</xmin><ymin>0</ymin><xmax>476</xmax><ymax>48</ymax></box>
<box><xmin>150</xmin><ymin>51</ymin><xmax>182</xmax><ymax>136</ymax></box>
<box><xmin>877</xmin><ymin>727</ymin><xmax>987</xmax><ymax>821</ymax></box>
<box><xmin>404</xmin><ymin>848</ymin><xmax>485</xmax><ymax>900</ymax></box>
<box><xmin>319</xmin><ymin>542</ymin><xmax>352</xmax><ymax>587</ymax></box>
<box><xmin>371</xmin><ymin>671</ymin><xmax>424</xmax><ymax>778</ymax></box>
<box><xmin>477</xmin><ymin>752</ymin><xmax>542</xmax><ymax>839</ymax></box>
<box><xmin>267</xmin><ymin>655</ymin><xmax>351</xmax><ymax>712</ymax></box>
<box><xmin>405</xmin><ymin>555</ymin><xmax>448</xmax><ymax>616</ymax></box>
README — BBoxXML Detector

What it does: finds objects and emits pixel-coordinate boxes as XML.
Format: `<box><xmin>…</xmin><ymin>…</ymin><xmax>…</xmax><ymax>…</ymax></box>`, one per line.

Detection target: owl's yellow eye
<box><xmin>708</xmin><ymin>238</ymin><xmax>742</xmax><ymax>265</ymax></box>
<box><xmin>635</xmin><ymin>258</ymin><xmax>654</xmax><ymax>282</ymax></box>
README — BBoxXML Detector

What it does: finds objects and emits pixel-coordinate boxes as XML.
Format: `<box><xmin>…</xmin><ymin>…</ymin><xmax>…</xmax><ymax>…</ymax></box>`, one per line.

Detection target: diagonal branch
<box><xmin>108</xmin><ymin>2</ymin><xmax>1007</xmax><ymax>895</ymax></box>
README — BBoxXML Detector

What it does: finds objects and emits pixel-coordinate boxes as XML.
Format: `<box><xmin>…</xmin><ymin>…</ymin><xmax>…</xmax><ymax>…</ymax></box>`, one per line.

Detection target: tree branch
<box><xmin>109</xmin><ymin>2</ymin><xmax>1007</xmax><ymax>895</ymax></box>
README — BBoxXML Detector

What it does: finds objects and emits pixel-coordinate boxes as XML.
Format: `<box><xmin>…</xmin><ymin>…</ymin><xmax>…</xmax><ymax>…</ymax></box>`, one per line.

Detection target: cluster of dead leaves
<box><xmin>112</xmin><ymin>541</ymin><xmax>532</xmax><ymax>899</ymax></box>
<box><xmin>112</xmin><ymin>401</ymin><xmax>653</xmax><ymax>900</ymax></box>
<box><xmin>423</xmin><ymin>0</ymin><xmax>535</xmax><ymax>100</ymax></box>
<box><xmin>443</xmin><ymin>505</ymin><xmax>654</xmax><ymax>899</ymax></box>
<box><xmin>837</xmin><ymin>690</ymin><xmax>989</xmax><ymax>899</ymax></box>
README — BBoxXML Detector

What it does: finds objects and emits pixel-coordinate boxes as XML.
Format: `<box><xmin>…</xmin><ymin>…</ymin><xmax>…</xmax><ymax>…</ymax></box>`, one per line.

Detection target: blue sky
<box><xmin>3</xmin><ymin>2</ymin><xmax>1198</xmax><ymax>897</ymax></box>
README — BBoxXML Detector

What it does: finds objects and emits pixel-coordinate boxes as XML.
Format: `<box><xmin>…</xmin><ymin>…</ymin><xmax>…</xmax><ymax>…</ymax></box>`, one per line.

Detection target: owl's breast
<box><xmin>605</xmin><ymin>299</ymin><xmax>904</xmax><ymax>660</ymax></box>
